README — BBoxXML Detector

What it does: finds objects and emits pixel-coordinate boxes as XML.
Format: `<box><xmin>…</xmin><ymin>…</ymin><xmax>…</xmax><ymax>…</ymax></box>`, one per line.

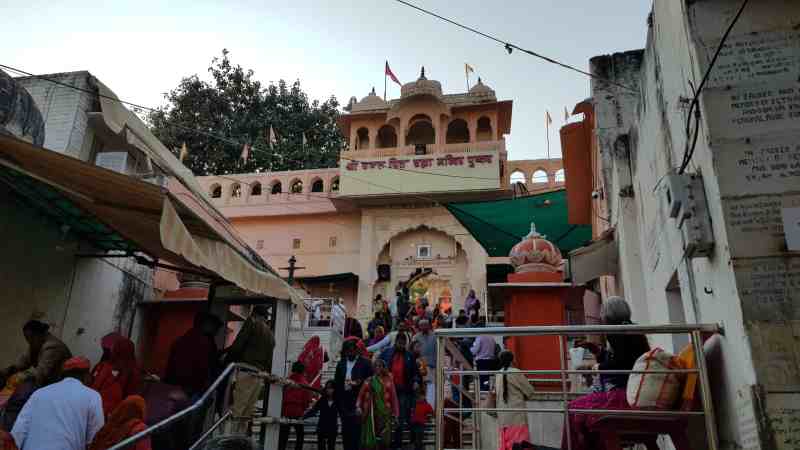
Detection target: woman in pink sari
<box><xmin>298</xmin><ymin>336</ymin><xmax>325</xmax><ymax>389</ymax></box>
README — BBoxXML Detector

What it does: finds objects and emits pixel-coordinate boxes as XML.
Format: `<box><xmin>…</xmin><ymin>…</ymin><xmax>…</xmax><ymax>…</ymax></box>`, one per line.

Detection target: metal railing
<box><xmin>434</xmin><ymin>324</ymin><xmax>721</xmax><ymax>450</ymax></box>
<box><xmin>109</xmin><ymin>363</ymin><xmax>321</xmax><ymax>450</ymax></box>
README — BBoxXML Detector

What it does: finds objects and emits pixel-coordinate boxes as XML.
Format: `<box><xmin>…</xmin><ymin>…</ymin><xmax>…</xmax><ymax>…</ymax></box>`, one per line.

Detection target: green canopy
<box><xmin>445</xmin><ymin>189</ymin><xmax>592</xmax><ymax>257</ymax></box>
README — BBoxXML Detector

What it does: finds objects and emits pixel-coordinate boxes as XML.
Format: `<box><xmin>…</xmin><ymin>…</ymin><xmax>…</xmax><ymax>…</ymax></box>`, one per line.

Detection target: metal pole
<box><xmin>473</xmin><ymin>370</ymin><xmax>479</xmax><ymax>450</ymax></box>
<box><xmin>693</xmin><ymin>330</ymin><xmax>719</xmax><ymax>450</ymax></box>
<box><xmin>436</xmin><ymin>335</ymin><xmax>445</xmax><ymax>450</ymax></box>
<box><xmin>560</xmin><ymin>335</ymin><xmax>572</xmax><ymax>450</ymax></box>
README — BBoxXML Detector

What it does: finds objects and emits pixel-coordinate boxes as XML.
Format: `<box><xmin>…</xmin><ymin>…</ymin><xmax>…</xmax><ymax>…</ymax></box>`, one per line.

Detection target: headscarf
<box><xmin>91</xmin><ymin>338</ymin><xmax>140</xmax><ymax>416</ymax></box>
<box><xmin>92</xmin><ymin>332</ymin><xmax>123</xmax><ymax>380</ymax></box>
<box><xmin>111</xmin><ymin>338</ymin><xmax>142</xmax><ymax>398</ymax></box>
<box><xmin>344</xmin><ymin>336</ymin><xmax>369</xmax><ymax>359</ymax></box>
<box><xmin>89</xmin><ymin>395</ymin><xmax>148</xmax><ymax>450</ymax></box>
<box><xmin>298</xmin><ymin>336</ymin><xmax>324</xmax><ymax>389</ymax></box>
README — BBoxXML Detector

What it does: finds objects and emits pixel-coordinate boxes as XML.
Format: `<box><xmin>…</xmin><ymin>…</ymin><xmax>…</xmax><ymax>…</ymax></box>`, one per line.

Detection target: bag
<box><xmin>482</xmin><ymin>391</ymin><xmax>497</xmax><ymax>418</ymax></box>
<box><xmin>626</xmin><ymin>348</ymin><xmax>684</xmax><ymax>410</ymax></box>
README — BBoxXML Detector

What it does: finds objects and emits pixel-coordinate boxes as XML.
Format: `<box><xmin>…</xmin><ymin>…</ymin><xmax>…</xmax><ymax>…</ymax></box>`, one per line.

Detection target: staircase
<box><xmin>278</xmin><ymin>354</ymin><xmax>475</xmax><ymax>449</ymax></box>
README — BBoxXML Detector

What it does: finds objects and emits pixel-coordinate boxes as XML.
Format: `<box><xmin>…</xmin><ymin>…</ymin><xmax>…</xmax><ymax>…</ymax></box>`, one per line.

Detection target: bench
<box><xmin>588</xmin><ymin>334</ymin><xmax>721</xmax><ymax>450</ymax></box>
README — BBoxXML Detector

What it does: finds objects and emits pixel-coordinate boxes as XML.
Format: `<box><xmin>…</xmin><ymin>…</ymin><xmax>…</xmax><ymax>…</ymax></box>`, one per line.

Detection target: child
<box><xmin>303</xmin><ymin>380</ymin><xmax>339</xmax><ymax>450</ymax></box>
<box><xmin>279</xmin><ymin>362</ymin><xmax>311</xmax><ymax>450</ymax></box>
<box><xmin>410</xmin><ymin>388</ymin><xmax>433</xmax><ymax>450</ymax></box>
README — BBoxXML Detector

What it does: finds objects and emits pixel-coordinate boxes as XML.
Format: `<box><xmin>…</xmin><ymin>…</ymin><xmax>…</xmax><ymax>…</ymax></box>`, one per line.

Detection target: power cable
<box><xmin>2</xmin><ymin>63</ymin><xmax>553</xmax><ymax>245</ymax></box>
<box><xmin>0</xmin><ymin>63</ymin><xmax>266</xmax><ymax>154</ymax></box>
<box><xmin>3</xmin><ymin>63</ymin><xmax>504</xmax><ymax>183</ymax></box>
<box><xmin>678</xmin><ymin>0</ymin><xmax>749</xmax><ymax>174</ymax></box>
<box><xmin>391</xmin><ymin>0</ymin><xmax>638</xmax><ymax>93</ymax></box>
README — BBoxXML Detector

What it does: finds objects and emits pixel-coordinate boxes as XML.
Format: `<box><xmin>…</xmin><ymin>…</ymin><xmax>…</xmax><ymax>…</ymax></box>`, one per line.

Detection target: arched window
<box><xmin>311</xmin><ymin>178</ymin><xmax>324</xmax><ymax>193</ymax></box>
<box><xmin>407</xmin><ymin>114</ymin><xmax>435</xmax><ymax>146</ymax></box>
<box><xmin>290</xmin><ymin>179</ymin><xmax>303</xmax><ymax>194</ymax></box>
<box><xmin>554</xmin><ymin>169</ymin><xmax>565</xmax><ymax>183</ymax></box>
<box><xmin>356</xmin><ymin>127</ymin><xmax>370</xmax><ymax>150</ymax></box>
<box><xmin>330</xmin><ymin>177</ymin><xmax>340</xmax><ymax>192</ymax></box>
<box><xmin>446</xmin><ymin>119</ymin><xmax>470</xmax><ymax>144</ymax></box>
<box><xmin>510</xmin><ymin>171</ymin><xmax>526</xmax><ymax>185</ymax></box>
<box><xmin>210</xmin><ymin>184</ymin><xmax>222</xmax><ymax>198</ymax></box>
<box><xmin>532</xmin><ymin>169</ymin><xmax>549</xmax><ymax>184</ymax></box>
<box><xmin>231</xmin><ymin>183</ymin><xmax>242</xmax><ymax>198</ymax></box>
<box><xmin>377</xmin><ymin>125</ymin><xmax>397</xmax><ymax>148</ymax></box>
<box><xmin>476</xmin><ymin>116</ymin><xmax>493</xmax><ymax>142</ymax></box>
<box><xmin>271</xmin><ymin>181</ymin><xmax>282</xmax><ymax>195</ymax></box>
<box><xmin>250</xmin><ymin>182</ymin><xmax>262</xmax><ymax>196</ymax></box>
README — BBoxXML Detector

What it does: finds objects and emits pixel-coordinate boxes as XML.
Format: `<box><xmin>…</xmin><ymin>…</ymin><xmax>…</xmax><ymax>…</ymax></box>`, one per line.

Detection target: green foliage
<box><xmin>148</xmin><ymin>49</ymin><xmax>345</xmax><ymax>176</ymax></box>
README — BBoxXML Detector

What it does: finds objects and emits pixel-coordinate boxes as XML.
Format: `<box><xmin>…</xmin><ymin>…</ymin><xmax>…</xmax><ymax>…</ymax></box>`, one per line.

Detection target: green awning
<box><xmin>445</xmin><ymin>189</ymin><xmax>592</xmax><ymax>257</ymax></box>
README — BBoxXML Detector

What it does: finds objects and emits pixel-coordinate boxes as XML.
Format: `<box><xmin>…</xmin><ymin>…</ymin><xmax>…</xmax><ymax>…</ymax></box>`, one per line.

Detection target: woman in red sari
<box><xmin>92</xmin><ymin>337</ymin><xmax>142</xmax><ymax>417</ymax></box>
<box><xmin>89</xmin><ymin>395</ymin><xmax>151</xmax><ymax>450</ymax></box>
<box><xmin>298</xmin><ymin>336</ymin><xmax>325</xmax><ymax>389</ymax></box>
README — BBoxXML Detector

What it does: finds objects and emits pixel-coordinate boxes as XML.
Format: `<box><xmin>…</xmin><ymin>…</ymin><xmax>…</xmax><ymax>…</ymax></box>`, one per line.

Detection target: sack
<box><xmin>626</xmin><ymin>348</ymin><xmax>684</xmax><ymax>410</ymax></box>
<box><xmin>482</xmin><ymin>391</ymin><xmax>497</xmax><ymax>418</ymax></box>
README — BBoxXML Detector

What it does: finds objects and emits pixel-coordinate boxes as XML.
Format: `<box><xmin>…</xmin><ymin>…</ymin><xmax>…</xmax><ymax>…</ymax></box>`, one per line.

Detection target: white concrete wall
<box><xmin>16</xmin><ymin>72</ymin><xmax>96</xmax><ymax>161</ymax></box>
<box><xmin>0</xmin><ymin>184</ymin><xmax>154</xmax><ymax>367</ymax></box>
<box><xmin>590</xmin><ymin>1</ymin><xmax>800</xmax><ymax>448</ymax></box>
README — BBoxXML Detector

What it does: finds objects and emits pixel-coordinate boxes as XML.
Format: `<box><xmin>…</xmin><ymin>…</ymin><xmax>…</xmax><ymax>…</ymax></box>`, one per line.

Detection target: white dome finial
<box><xmin>526</xmin><ymin>222</ymin><xmax>544</xmax><ymax>239</ymax></box>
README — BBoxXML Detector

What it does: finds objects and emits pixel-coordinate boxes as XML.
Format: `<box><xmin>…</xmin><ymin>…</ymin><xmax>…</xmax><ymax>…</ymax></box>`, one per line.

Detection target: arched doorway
<box><xmin>407</xmin><ymin>272</ymin><xmax>454</xmax><ymax>314</ymax></box>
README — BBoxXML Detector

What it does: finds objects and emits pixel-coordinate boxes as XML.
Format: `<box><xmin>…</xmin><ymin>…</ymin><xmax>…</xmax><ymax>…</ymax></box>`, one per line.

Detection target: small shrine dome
<box><xmin>351</xmin><ymin>87</ymin><xmax>388</xmax><ymax>112</ymax></box>
<box><xmin>400</xmin><ymin>66</ymin><xmax>443</xmax><ymax>99</ymax></box>
<box><xmin>468</xmin><ymin>77</ymin><xmax>495</xmax><ymax>97</ymax></box>
<box><xmin>509</xmin><ymin>223</ymin><xmax>563</xmax><ymax>274</ymax></box>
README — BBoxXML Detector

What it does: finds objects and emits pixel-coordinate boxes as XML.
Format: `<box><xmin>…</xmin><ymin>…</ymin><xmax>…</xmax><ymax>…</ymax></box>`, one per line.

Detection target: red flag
<box><xmin>385</xmin><ymin>61</ymin><xmax>401</xmax><ymax>86</ymax></box>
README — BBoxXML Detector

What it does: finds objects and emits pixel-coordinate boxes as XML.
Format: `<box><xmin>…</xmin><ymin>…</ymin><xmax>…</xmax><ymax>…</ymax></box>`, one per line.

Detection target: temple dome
<box><xmin>509</xmin><ymin>223</ymin><xmax>563</xmax><ymax>274</ymax></box>
<box><xmin>401</xmin><ymin>66</ymin><xmax>443</xmax><ymax>99</ymax></box>
<box><xmin>351</xmin><ymin>87</ymin><xmax>388</xmax><ymax>112</ymax></box>
<box><xmin>468</xmin><ymin>77</ymin><xmax>495</xmax><ymax>98</ymax></box>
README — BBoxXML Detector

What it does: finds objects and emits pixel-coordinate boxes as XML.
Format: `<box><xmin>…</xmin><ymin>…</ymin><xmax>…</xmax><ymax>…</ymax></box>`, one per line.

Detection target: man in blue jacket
<box><xmin>334</xmin><ymin>339</ymin><xmax>373</xmax><ymax>450</ymax></box>
<box><xmin>379</xmin><ymin>332</ymin><xmax>419</xmax><ymax>448</ymax></box>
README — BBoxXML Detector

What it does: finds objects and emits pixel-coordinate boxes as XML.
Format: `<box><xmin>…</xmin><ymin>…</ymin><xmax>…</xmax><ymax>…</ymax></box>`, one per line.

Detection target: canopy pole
<box><xmin>206</xmin><ymin>281</ymin><xmax>218</xmax><ymax>312</ymax></box>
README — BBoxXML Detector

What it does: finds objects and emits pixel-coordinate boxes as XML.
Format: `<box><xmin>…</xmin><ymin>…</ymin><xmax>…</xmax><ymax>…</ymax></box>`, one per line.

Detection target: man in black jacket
<box><xmin>379</xmin><ymin>332</ymin><xmax>418</xmax><ymax>448</ymax></box>
<box><xmin>334</xmin><ymin>339</ymin><xmax>373</xmax><ymax>450</ymax></box>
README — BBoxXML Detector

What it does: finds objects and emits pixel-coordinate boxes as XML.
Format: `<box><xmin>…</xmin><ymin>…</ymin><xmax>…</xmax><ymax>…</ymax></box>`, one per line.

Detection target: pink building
<box><xmin>167</xmin><ymin>69</ymin><xmax>565</xmax><ymax>325</ymax></box>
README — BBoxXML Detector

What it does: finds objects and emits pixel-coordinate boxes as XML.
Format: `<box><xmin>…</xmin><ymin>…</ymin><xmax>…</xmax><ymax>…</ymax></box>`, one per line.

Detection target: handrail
<box><xmin>187</xmin><ymin>411</ymin><xmax>232</xmax><ymax>450</ymax></box>
<box><xmin>109</xmin><ymin>363</ymin><xmax>253</xmax><ymax>450</ymax></box>
<box><xmin>435</xmin><ymin>323</ymin><xmax>721</xmax><ymax>337</ymax></box>
<box><xmin>109</xmin><ymin>363</ymin><xmax>322</xmax><ymax>450</ymax></box>
<box><xmin>434</xmin><ymin>324</ymin><xmax>722</xmax><ymax>450</ymax></box>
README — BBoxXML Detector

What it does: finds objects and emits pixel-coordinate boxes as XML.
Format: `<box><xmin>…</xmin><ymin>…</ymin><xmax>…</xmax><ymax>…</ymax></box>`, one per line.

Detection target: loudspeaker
<box><xmin>377</xmin><ymin>264</ymin><xmax>391</xmax><ymax>281</ymax></box>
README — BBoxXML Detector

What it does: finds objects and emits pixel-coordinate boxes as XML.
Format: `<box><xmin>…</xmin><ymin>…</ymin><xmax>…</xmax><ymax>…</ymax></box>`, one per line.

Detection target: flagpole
<box><xmin>466</xmin><ymin>71</ymin><xmax>469</xmax><ymax>92</ymax></box>
<box><xmin>384</xmin><ymin>72</ymin><xmax>387</xmax><ymax>101</ymax></box>
<box><xmin>546</xmin><ymin>120</ymin><xmax>551</xmax><ymax>160</ymax></box>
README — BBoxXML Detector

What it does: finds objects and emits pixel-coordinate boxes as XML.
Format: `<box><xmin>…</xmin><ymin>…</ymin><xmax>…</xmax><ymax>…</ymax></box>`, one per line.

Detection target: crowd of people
<box><xmin>283</xmin><ymin>293</ymin><xmax>651</xmax><ymax>450</ymax></box>
<box><xmin>0</xmin><ymin>321</ymin><xmax>149</xmax><ymax>450</ymax></box>
<box><xmin>276</xmin><ymin>288</ymin><xmax>484</xmax><ymax>450</ymax></box>
<box><xmin>0</xmin><ymin>291</ymin><xmax>652</xmax><ymax>450</ymax></box>
<box><xmin>0</xmin><ymin>305</ymin><xmax>277</xmax><ymax>450</ymax></box>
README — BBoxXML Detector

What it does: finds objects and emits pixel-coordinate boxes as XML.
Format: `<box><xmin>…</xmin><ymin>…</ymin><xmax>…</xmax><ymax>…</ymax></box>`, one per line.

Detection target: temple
<box><xmin>156</xmin><ymin>69</ymin><xmax>567</xmax><ymax>347</ymax></box>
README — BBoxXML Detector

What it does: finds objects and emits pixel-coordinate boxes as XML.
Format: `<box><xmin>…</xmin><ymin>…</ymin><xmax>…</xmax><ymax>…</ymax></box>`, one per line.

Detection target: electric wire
<box><xmin>677</xmin><ymin>0</ymin><xmax>749</xmax><ymax>174</ymax></box>
<box><xmin>3</xmin><ymin>63</ymin><xmax>570</xmax><ymax>247</ymax></box>
<box><xmin>391</xmin><ymin>0</ymin><xmax>637</xmax><ymax>93</ymax></box>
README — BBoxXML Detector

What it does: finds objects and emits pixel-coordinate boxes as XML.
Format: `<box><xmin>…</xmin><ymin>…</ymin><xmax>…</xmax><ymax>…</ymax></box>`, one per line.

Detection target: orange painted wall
<box><xmin>560</xmin><ymin>101</ymin><xmax>594</xmax><ymax>225</ymax></box>
<box><xmin>504</xmin><ymin>271</ymin><xmax>567</xmax><ymax>388</ymax></box>
<box><xmin>141</xmin><ymin>303</ymin><xmax>197</xmax><ymax>377</ymax></box>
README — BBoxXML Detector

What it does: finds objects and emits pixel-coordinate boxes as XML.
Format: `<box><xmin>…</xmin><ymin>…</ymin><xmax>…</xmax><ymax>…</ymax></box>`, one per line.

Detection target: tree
<box><xmin>148</xmin><ymin>49</ymin><xmax>345</xmax><ymax>176</ymax></box>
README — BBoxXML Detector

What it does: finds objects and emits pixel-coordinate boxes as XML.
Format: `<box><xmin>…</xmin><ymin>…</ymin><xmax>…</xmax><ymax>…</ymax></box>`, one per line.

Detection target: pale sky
<box><xmin>2</xmin><ymin>0</ymin><xmax>651</xmax><ymax>161</ymax></box>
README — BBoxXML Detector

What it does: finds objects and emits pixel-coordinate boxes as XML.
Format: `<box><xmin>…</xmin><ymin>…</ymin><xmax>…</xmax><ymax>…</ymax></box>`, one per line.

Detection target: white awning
<box><xmin>569</xmin><ymin>230</ymin><xmax>618</xmax><ymax>285</ymax></box>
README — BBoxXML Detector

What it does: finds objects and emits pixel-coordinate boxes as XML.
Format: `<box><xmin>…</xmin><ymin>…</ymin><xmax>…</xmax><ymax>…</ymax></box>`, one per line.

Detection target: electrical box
<box><xmin>663</xmin><ymin>173</ymin><xmax>714</xmax><ymax>258</ymax></box>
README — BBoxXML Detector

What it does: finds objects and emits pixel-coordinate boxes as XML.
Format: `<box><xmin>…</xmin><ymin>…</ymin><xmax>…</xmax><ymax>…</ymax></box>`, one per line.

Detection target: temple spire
<box><xmin>419</xmin><ymin>66</ymin><xmax>426</xmax><ymax>80</ymax></box>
